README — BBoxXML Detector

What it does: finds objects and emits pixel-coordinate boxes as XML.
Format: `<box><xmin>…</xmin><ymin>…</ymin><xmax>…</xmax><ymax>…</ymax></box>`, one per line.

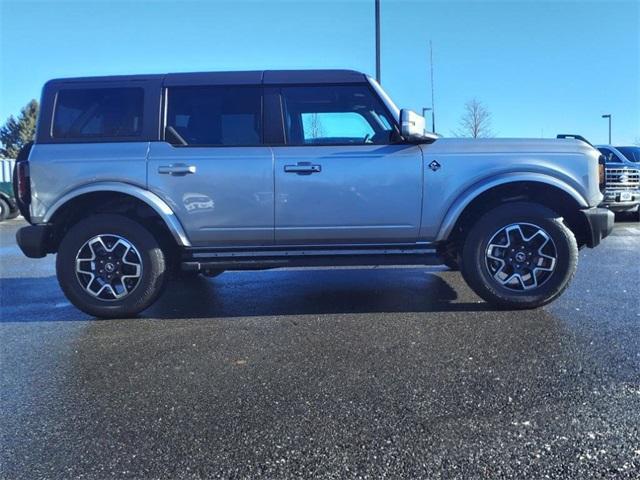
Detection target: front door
<box><xmin>147</xmin><ymin>84</ymin><xmax>273</xmax><ymax>247</ymax></box>
<box><xmin>272</xmin><ymin>84</ymin><xmax>423</xmax><ymax>245</ymax></box>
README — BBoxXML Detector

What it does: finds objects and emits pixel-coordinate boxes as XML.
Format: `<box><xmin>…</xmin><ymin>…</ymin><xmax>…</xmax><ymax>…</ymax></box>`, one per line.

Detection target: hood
<box><xmin>426</xmin><ymin>137</ymin><xmax>596</xmax><ymax>156</ymax></box>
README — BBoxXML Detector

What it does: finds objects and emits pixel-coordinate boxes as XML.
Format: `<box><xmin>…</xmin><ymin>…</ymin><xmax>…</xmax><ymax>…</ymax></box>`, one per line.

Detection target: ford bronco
<box><xmin>14</xmin><ymin>70</ymin><xmax>613</xmax><ymax>317</ymax></box>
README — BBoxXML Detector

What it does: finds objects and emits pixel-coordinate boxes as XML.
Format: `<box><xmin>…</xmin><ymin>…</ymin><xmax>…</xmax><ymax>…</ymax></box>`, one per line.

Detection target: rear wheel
<box><xmin>56</xmin><ymin>214</ymin><xmax>167</xmax><ymax>318</ymax></box>
<box><xmin>460</xmin><ymin>202</ymin><xmax>578</xmax><ymax>309</ymax></box>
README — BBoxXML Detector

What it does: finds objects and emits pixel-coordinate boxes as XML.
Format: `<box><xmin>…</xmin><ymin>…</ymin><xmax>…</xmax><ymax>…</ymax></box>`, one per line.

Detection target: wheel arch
<box><xmin>44</xmin><ymin>182</ymin><xmax>191</xmax><ymax>250</ymax></box>
<box><xmin>437</xmin><ymin>176</ymin><xmax>591</xmax><ymax>247</ymax></box>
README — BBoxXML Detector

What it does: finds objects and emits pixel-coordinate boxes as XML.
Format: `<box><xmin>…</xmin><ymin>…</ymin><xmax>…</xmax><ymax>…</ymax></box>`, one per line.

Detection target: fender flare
<box><xmin>43</xmin><ymin>182</ymin><xmax>191</xmax><ymax>246</ymax></box>
<box><xmin>435</xmin><ymin>172</ymin><xmax>589</xmax><ymax>242</ymax></box>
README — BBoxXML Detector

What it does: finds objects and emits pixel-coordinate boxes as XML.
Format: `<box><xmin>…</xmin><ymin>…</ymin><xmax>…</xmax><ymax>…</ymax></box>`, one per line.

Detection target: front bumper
<box><xmin>16</xmin><ymin>224</ymin><xmax>51</xmax><ymax>258</ymax></box>
<box><xmin>599</xmin><ymin>201</ymin><xmax>640</xmax><ymax>213</ymax></box>
<box><xmin>600</xmin><ymin>189</ymin><xmax>640</xmax><ymax>212</ymax></box>
<box><xmin>580</xmin><ymin>207</ymin><xmax>614</xmax><ymax>248</ymax></box>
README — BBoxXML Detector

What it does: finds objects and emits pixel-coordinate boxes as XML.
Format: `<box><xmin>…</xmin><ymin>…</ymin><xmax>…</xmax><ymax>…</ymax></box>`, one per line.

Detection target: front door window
<box><xmin>280</xmin><ymin>85</ymin><xmax>397</xmax><ymax>146</ymax></box>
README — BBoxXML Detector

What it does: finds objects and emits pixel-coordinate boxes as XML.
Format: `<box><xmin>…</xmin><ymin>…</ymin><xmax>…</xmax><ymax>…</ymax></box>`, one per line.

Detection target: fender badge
<box><xmin>429</xmin><ymin>160</ymin><xmax>441</xmax><ymax>171</ymax></box>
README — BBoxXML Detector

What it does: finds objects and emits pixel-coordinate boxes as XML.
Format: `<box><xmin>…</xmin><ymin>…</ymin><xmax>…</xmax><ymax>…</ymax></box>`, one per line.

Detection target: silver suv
<box><xmin>14</xmin><ymin>70</ymin><xmax>613</xmax><ymax>317</ymax></box>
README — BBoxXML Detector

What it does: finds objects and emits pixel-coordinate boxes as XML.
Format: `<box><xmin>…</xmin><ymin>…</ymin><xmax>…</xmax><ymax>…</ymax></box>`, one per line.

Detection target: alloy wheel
<box><xmin>75</xmin><ymin>234</ymin><xmax>143</xmax><ymax>301</ymax></box>
<box><xmin>485</xmin><ymin>223</ymin><xmax>557</xmax><ymax>291</ymax></box>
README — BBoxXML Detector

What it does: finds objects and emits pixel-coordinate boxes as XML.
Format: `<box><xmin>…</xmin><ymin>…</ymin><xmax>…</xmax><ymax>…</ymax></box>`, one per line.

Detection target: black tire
<box><xmin>460</xmin><ymin>202</ymin><xmax>578</xmax><ymax>309</ymax></box>
<box><xmin>7</xmin><ymin>208</ymin><xmax>20</xmax><ymax>219</ymax></box>
<box><xmin>0</xmin><ymin>198</ymin><xmax>9</xmax><ymax>222</ymax></box>
<box><xmin>56</xmin><ymin>214</ymin><xmax>167</xmax><ymax>318</ymax></box>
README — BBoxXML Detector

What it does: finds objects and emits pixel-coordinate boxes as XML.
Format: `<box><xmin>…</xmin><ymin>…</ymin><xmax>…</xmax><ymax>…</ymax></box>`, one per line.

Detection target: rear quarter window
<box><xmin>52</xmin><ymin>88</ymin><xmax>144</xmax><ymax>139</ymax></box>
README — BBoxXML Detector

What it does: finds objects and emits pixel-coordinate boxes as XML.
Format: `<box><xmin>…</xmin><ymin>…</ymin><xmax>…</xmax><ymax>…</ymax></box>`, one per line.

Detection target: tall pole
<box><xmin>602</xmin><ymin>114</ymin><xmax>612</xmax><ymax>144</ymax></box>
<box><xmin>375</xmin><ymin>0</ymin><xmax>381</xmax><ymax>83</ymax></box>
<box><xmin>429</xmin><ymin>40</ymin><xmax>436</xmax><ymax>133</ymax></box>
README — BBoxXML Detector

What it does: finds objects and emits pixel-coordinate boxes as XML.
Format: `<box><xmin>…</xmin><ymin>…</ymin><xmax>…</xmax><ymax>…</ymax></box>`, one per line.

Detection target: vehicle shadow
<box><xmin>147</xmin><ymin>268</ymin><xmax>497</xmax><ymax>320</ymax></box>
<box><xmin>0</xmin><ymin>268</ymin><xmax>498</xmax><ymax>323</ymax></box>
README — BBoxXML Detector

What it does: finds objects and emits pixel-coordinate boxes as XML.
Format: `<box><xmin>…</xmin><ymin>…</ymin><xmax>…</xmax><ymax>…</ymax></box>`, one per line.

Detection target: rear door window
<box><xmin>53</xmin><ymin>88</ymin><xmax>144</xmax><ymax>139</ymax></box>
<box><xmin>165</xmin><ymin>86</ymin><xmax>262</xmax><ymax>146</ymax></box>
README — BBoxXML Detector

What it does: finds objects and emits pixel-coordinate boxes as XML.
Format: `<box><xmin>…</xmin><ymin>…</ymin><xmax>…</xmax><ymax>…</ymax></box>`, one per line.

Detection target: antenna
<box><xmin>429</xmin><ymin>40</ymin><xmax>436</xmax><ymax>133</ymax></box>
<box><xmin>375</xmin><ymin>0</ymin><xmax>381</xmax><ymax>83</ymax></box>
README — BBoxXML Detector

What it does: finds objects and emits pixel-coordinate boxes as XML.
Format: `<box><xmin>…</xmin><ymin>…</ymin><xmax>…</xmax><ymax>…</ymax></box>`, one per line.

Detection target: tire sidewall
<box><xmin>56</xmin><ymin>214</ymin><xmax>166</xmax><ymax>318</ymax></box>
<box><xmin>0</xmin><ymin>198</ymin><xmax>9</xmax><ymax>221</ymax></box>
<box><xmin>461</xmin><ymin>203</ymin><xmax>578</xmax><ymax>308</ymax></box>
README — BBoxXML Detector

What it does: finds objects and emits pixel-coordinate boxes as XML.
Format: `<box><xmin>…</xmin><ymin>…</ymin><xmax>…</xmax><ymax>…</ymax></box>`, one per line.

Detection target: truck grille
<box><xmin>605</xmin><ymin>167</ymin><xmax>640</xmax><ymax>190</ymax></box>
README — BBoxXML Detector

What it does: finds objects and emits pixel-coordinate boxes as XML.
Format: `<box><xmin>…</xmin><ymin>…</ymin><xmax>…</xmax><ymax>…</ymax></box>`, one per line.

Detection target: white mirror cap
<box><xmin>401</xmin><ymin>109</ymin><xmax>427</xmax><ymax>138</ymax></box>
<box><xmin>421</xmin><ymin>131</ymin><xmax>440</xmax><ymax>140</ymax></box>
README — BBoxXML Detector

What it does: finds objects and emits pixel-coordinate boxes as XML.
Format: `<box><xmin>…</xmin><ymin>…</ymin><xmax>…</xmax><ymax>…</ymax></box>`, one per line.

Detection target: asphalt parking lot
<box><xmin>1</xmin><ymin>217</ymin><xmax>639</xmax><ymax>479</ymax></box>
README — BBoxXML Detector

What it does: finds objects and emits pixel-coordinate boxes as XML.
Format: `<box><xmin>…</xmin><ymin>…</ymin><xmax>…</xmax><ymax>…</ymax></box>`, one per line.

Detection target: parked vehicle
<box><xmin>0</xmin><ymin>159</ymin><xmax>19</xmax><ymax>221</ymax></box>
<box><xmin>14</xmin><ymin>70</ymin><xmax>613</xmax><ymax>317</ymax></box>
<box><xmin>596</xmin><ymin>145</ymin><xmax>640</xmax><ymax>220</ymax></box>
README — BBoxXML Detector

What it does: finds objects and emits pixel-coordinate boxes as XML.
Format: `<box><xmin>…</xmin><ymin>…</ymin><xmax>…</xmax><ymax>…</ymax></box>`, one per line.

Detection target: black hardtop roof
<box><xmin>45</xmin><ymin>69</ymin><xmax>368</xmax><ymax>87</ymax></box>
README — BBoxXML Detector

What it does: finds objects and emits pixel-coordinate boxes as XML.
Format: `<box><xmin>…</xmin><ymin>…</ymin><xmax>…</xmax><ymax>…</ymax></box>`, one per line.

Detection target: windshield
<box><xmin>616</xmin><ymin>146</ymin><xmax>640</xmax><ymax>162</ymax></box>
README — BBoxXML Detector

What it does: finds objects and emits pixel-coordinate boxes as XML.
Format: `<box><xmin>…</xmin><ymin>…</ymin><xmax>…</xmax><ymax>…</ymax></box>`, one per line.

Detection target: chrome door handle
<box><xmin>284</xmin><ymin>163</ymin><xmax>321</xmax><ymax>175</ymax></box>
<box><xmin>158</xmin><ymin>164</ymin><xmax>196</xmax><ymax>176</ymax></box>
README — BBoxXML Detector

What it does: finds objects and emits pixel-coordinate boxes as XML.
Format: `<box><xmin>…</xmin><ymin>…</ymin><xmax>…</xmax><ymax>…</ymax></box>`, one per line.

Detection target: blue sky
<box><xmin>1</xmin><ymin>0</ymin><xmax>638</xmax><ymax>144</ymax></box>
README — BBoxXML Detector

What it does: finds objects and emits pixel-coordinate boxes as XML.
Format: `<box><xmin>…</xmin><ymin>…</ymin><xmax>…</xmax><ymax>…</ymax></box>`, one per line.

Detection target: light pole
<box><xmin>602</xmin><ymin>114</ymin><xmax>611</xmax><ymax>144</ymax></box>
<box><xmin>375</xmin><ymin>0</ymin><xmax>381</xmax><ymax>83</ymax></box>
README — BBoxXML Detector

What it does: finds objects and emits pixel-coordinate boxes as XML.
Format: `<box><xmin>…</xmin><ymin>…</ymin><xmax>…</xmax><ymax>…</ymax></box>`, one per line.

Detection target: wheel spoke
<box><xmin>485</xmin><ymin>222</ymin><xmax>557</xmax><ymax>292</ymax></box>
<box><xmin>75</xmin><ymin>234</ymin><xmax>143</xmax><ymax>301</ymax></box>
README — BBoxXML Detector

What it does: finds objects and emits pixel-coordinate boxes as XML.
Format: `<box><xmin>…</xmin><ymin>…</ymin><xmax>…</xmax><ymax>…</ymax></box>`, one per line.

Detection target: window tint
<box><xmin>53</xmin><ymin>88</ymin><xmax>143</xmax><ymax>138</ymax></box>
<box><xmin>166</xmin><ymin>86</ymin><xmax>262</xmax><ymax>146</ymax></box>
<box><xmin>280</xmin><ymin>85</ymin><xmax>396</xmax><ymax>145</ymax></box>
<box><xmin>616</xmin><ymin>146</ymin><xmax>640</xmax><ymax>162</ymax></box>
<box><xmin>598</xmin><ymin>148</ymin><xmax>621</xmax><ymax>163</ymax></box>
<box><xmin>301</xmin><ymin>112</ymin><xmax>374</xmax><ymax>141</ymax></box>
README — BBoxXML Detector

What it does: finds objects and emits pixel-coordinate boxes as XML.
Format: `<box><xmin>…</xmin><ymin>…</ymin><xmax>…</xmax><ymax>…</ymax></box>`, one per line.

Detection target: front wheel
<box><xmin>460</xmin><ymin>202</ymin><xmax>578</xmax><ymax>309</ymax></box>
<box><xmin>56</xmin><ymin>214</ymin><xmax>167</xmax><ymax>318</ymax></box>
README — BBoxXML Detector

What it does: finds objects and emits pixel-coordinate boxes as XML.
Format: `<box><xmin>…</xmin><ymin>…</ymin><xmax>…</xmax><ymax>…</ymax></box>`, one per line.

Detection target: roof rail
<box><xmin>556</xmin><ymin>134</ymin><xmax>594</xmax><ymax>147</ymax></box>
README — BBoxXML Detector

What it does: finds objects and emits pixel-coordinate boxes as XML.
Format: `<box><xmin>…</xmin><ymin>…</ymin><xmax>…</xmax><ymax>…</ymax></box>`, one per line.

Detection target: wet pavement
<box><xmin>1</xmin><ymin>217</ymin><xmax>639</xmax><ymax>479</ymax></box>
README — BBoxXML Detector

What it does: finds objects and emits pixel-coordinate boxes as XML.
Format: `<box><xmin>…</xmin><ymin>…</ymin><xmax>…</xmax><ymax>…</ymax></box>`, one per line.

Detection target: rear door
<box><xmin>271</xmin><ymin>84</ymin><xmax>423</xmax><ymax>245</ymax></box>
<box><xmin>147</xmin><ymin>81</ymin><xmax>274</xmax><ymax>246</ymax></box>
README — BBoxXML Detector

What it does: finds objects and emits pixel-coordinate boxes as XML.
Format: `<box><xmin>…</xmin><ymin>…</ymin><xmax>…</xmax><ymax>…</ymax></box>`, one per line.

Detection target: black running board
<box><xmin>181</xmin><ymin>245</ymin><xmax>443</xmax><ymax>271</ymax></box>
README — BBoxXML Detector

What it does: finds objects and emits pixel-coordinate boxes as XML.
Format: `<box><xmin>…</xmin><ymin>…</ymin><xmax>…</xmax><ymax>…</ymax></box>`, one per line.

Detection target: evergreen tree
<box><xmin>0</xmin><ymin>99</ymin><xmax>39</xmax><ymax>158</ymax></box>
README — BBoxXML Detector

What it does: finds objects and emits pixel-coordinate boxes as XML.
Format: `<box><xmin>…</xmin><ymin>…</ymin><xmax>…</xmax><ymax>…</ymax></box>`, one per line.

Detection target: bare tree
<box><xmin>305</xmin><ymin>113</ymin><xmax>325</xmax><ymax>140</ymax></box>
<box><xmin>454</xmin><ymin>98</ymin><xmax>494</xmax><ymax>138</ymax></box>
